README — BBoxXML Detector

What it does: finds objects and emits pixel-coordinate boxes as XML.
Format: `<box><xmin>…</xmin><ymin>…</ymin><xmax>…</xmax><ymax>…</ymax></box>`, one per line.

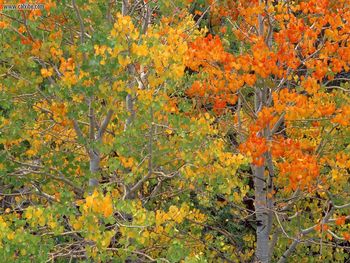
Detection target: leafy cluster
<box><xmin>0</xmin><ymin>0</ymin><xmax>350</xmax><ymax>262</ymax></box>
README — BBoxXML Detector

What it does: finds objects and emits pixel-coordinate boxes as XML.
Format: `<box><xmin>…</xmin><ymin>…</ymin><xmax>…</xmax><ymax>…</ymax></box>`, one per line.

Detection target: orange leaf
<box><xmin>343</xmin><ymin>232</ymin><xmax>350</xmax><ymax>241</ymax></box>
<box><xmin>335</xmin><ymin>216</ymin><xmax>346</xmax><ymax>226</ymax></box>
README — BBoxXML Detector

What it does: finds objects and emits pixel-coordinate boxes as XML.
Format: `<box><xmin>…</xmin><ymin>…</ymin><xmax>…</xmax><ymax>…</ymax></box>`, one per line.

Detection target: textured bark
<box><xmin>253</xmin><ymin>79</ymin><xmax>274</xmax><ymax>261</ymax></box>
<box><xmin>254</xmin><ymin>165</ymin><xmax>270</xmax><ymax>263</ymax></box>
<box><xmin>124</xmin><ymin>93</ymin><xmax>135</xmax><ymax>130</ymax></box>
<box><xmin>122</xmin><ymin>0</ymin><xmax>128</xmax><ymax>16</ymax></box>
<box><xmin>89</xmin><ymin>150</ymin><xmax>100</xmax><ymax>174</ymax></box>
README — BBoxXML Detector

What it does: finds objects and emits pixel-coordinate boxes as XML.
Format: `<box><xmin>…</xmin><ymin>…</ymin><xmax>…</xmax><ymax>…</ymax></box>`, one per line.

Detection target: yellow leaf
<box><xmin>48</xmin><ymin>221</ymin><xmax>57</xmax><ymax>229</ymax></box>
<box><xmin>41</xmin><ymin>68</ymin><xmax>53</xmax><ymax>78</ymax></box>
<box><xmin>33</xmin><ymin>208</ymin><xmax>43</xmax><ymax>218</ymax></box>
<box><xmin>132</xmin><ymin>43</ymin><xmax>149</xmax><ymax>57</ymax></box>
<box><xmin>7</xmin><ymin>232</ymin><xmax>15</xmax><ymax>240</ymax></box>
<box><xmin>165</xmin><ymin>129</ymin><xmax>173</xmax><ymax>135</ymax></box>
<box><xmin>38</xmin><ymin>217</ymin><xmax>46</xmax><ymax>227</ymax></box>
<box><xmin>118</xmin><ymin>55</ymin><xmax>131</xmax><ymax>67</ymax></box>
<box><xmin>73</xmin><ymin>221</ymin><xmax>82</xmax><ymax>230</ymax></box>
<box><xmin>102</xmin><ymin>195</ymin><xmax>113</xmax><ymax>217</ymax></box>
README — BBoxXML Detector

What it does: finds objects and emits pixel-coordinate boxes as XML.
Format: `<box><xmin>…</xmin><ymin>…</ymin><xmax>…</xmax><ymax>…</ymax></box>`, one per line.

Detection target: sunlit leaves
<box><xmin>1</xmin><ymin>0</ymin><xmax>350</xmax><ymax>262</ymax></box>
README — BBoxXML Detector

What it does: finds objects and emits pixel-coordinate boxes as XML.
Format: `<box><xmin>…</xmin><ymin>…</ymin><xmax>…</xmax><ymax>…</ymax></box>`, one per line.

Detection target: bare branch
<box><xmin>72</xmin><ymin>0</ymin><xmax>85</xmax><ymax>44</ymax></box>
<box><xmin>271</xmin><ymin>112</ymin><xmax>285</xmax><ymax>134</ymax></box>
<box><xmin>88</xmin><ymin>98</ymin><xmax>95</xmax><ymax>140</ymax></box>
<box><xmin>97</xmin><ymin>109</ymin><xmax>114</xmax><ymax>140</ymax></box>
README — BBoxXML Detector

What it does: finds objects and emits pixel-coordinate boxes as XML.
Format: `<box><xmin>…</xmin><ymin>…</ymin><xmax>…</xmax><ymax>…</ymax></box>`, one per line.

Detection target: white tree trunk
<box><xmin>254</xmin><ymin>165</ymin><xmax>271</xmax><ymax>263</ymax></box>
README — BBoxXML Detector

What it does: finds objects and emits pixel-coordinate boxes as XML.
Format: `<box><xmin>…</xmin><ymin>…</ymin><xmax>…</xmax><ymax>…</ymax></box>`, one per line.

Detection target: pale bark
<box><xmin>73</xmin><ymin>106</ymin><xmax>113</xmax><ymax>192</ymax></box>
<box><xmin>254</xmin><ymin>165</ymin><xmax>270</xmax><ymax>263</ymax></box>
<box><xmin>122</xmin><ymin>0</ymin><xmax>128</xmax><ymax>16</ymax></box>
<box><xmin>252</xmin><ymin>5</ymin><xmax>276</xmax><ymax>253</ymax></box>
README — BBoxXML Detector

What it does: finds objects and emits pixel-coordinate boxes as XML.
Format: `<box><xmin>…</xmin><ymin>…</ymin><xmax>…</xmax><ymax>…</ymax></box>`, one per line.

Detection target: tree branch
<box><xmin>97</xmin><ymin>109</ymin><xmax>113</xmax><ymax>141</ymax></box>
<box><xmin>72</xmin><ymin>0</ymin><xmax>85</xmax><ymax>44</ymax></box>
<box><xmin>88</xmin><ymin>98</ymin><xmax>95</xmax><ymax>140</ymax></box>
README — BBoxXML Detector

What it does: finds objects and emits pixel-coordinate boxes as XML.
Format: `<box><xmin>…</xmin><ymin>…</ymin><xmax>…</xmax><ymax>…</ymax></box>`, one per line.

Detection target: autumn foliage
<box><xmin>0</xmin><ymin>0</ymin><xmax>350</xmax><ymax>262</ymax></box>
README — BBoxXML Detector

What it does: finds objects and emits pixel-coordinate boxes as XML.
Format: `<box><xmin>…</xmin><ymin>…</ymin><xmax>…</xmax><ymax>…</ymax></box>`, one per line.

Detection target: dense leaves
<box><xmin>0</xmin><ymin>0</ymin><xmax>350</xmax><ymax>262</ymax></box>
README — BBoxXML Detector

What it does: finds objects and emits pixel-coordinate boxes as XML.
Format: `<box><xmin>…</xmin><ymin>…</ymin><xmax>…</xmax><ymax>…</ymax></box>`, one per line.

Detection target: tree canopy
<box><xmin>0</xmin><ymin>0</ymin><xmax>350</xmax><ymax>262</ymax></box>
